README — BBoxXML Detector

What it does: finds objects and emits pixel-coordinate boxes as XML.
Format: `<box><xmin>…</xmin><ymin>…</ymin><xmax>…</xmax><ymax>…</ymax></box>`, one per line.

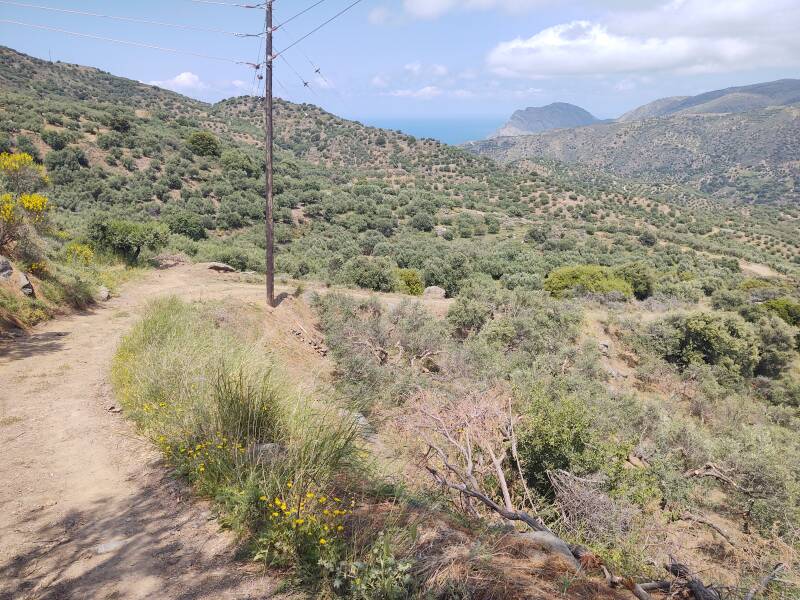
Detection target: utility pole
<box><xmin>264</xmin><ymin>0</ymin><xmax>275</xmax><ymax>307</ymax></box>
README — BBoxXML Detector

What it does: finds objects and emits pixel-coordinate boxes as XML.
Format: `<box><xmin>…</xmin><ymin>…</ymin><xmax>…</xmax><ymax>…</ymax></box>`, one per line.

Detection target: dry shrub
<box><xmin>549</xmin><ymin>469</ymin><xmax>639</xmax><ymax>544</ymax></box>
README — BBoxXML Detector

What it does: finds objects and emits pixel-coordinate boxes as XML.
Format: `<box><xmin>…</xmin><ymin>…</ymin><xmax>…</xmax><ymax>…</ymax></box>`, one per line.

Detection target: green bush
<box><xmin>613</xmin><ymin>262</ymin><xmax>655</xmax><ymax>300</ymax></box>
<box><xmin>518</xmin><ymin>392</ymin><xmax>601</xmax><ymax>496</ymax></box>
<box><xmin>187</xmin><ymin>130</ymin><xmax>221</xmax><ymax>157</ymax></box>
<box><xmin>88</xmin><ymin>215</ymin><xmax>168</xmax><ymax>263</ymax></box>
<box><xmin>754</xmin><ymin>315</ymin><xmax>797</xmax><ymax>377</ymax></box>
<box><xmin>340</xmin><ymin>256</ymin><xmax>396</xmax><ymax>292</ymax></box>
<box><xmin>544</xmin><ymin>265</ymin><xmax>633</xmax><ymax>299</ymax></box>
<box><xmin>647</xmin><ymin>312</ymin><xmax>760</xmax><ymax>377</ymax></box>
<box><xmin>447</xmin><ymin>297</ymin><xmax>492</xmax><ymax>338</ymax></box>
<box><xmin>166</xmin><ymin>210</ymin><xmax>208</xmax><ymax>241</ymax></box>
<box><xmin>763</xmin><ymin>297</ymin><xmax>800</xmax><ymax>327</ymax></box>
<box><xmin>395</xmin><ymin>268</ymin><xmax>423</xmax><ymax>296</ymax></box>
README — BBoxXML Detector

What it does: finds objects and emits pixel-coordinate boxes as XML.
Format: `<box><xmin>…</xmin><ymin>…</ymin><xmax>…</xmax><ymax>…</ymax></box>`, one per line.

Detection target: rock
<box><xmin>247</xmin><ymin>442</ymin><xmax>286</xmax><ymax>465</ymax></box>
<box><xmin>599</xmin><ymin>340</ymin><xmax>611</xmax><ymax>356</ymax></box>
<box><xmin>434</xmin><ymin>225</ymin><xmax>448</xmax><ymax>237</ymax></box>
<box><xmin>207</xmin><ymin>262</ymin><xmax>237</xmax><ymax>273</ymax></box>
<box><xmin>97</xmin><ymin>286</ymin><xmax>111</xmax><ymax>302</ymax></box>
<box><xmin>517</xmin><ymin>531</ymin><xmax>579</xmax><ymax>570</ymax></box>
<box><xmin>151</xmin><ymin>253</ymin><xmax>188</xmax><ymax>269</ymax></box>
<box><xmin>95</xmin><ymin>539</ymin><xmax>127</xmax><ymax>554</ymax></box>
<box><xmin>107</xmin><ymin>405</ymin><xmax>122</xmax><ymax>414</ymax></box>
<box><xmin>18</xmin><ymin>272</ymin><xmax>34</xmax><ymax>297</ymax></box>
<box><xmin>0</xmin><ymin>255</ymin><xmax>12</xmax><ymax>280</ymax></box>
<box><xmin>423</xmin><ymin>286</ymin><xmax>446</xmax><ymax>299</ymax></box>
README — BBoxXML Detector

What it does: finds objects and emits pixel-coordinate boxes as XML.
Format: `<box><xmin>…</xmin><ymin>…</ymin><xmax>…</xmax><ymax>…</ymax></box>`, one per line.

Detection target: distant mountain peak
<box><xmin>490</xmin><ymin>102</ymin><xmax>599</xmax><ymax>138</ymax></box>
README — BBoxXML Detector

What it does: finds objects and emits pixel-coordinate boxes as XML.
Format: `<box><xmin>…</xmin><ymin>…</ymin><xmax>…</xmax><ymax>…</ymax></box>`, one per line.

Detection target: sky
<box><xmin>2</xmin><ymin>0</ymin><xmax>799</xmax><ymax>127</ymax></box>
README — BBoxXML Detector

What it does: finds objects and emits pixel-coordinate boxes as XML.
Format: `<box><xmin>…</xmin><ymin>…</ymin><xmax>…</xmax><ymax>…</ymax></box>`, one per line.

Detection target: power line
<box><xmin>274</xmin><ymin>0</ymin><xmax>365</xmax><ymax>58</ymax></box>
<box><xmin>187</xmin><ymin>0</ymin><xmax>264</xmax><ymax>7</ymax></box>
<box><xmin>273</xmin><ymin>0</ymin><xmax>328</xmax><ymax>31</ymax></box>
<box><xmin>0</xmin><ymin>0</ymin><xmax>259</xmax><ymax>36</ymax></box>
<box><xmin>0</xmin><ymin>19</ymin><xmax>258</xmax><ymax>65</ymax></box>
<box><xmin>279</xmin><ymin>54</ymin><xmax>314</xmax><ymax>94</ymax></box>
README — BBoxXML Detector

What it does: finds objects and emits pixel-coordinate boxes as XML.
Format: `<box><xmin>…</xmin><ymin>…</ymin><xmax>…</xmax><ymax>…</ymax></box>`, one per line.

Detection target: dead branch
<box><xmin>601</xmin><ymin>566</ymin><xmax>652</xmax><ymax>600</ymax></box>
<box><xmin>680</xmin><ymin>512</ymin><xmax>734</xmax><ymax>545</ymax></box>
<box><xmin>744</xmin><ymin>563</ymin><xmax>785</xmax><ymax>600</ymax></box>
<box><xmin>426</xmin><ymin>464</ymin><xmax>551</xmax><ymax>533</ymax></box>
<box><xmin>664</xmin><ymin>556</ymin><xmax>721</xmax><ymax>600</ymax></box>
<box><xmin>684</xmin><ymin>462</ymin><xmax>742</xmax><ymax>491</ymax></box>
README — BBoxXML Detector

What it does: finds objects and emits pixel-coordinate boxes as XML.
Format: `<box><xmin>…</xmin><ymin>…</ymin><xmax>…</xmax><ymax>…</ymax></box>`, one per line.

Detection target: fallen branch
<box><xmin>744</xmin><ymin>563</ymin><xmax>784</xmax><ymax>600</ymax></box>
<box><xmin>680</xmin><ymin>511</ymin><xmax>734</xmax><ymax>545</ymax></box>
<box><xmin>601</xmin><ymin>566</ymin><xmax>652</xmax><ymax>600</ymax></box>
<box><xmin>684</xmin><ymin>462</ymin><xmax>742</xmax><ymax>491</ymax></box>
<box><xmin>426</xmin><ymin>465</ymin><xmax>551</xmax><ymax>533</ymax></box>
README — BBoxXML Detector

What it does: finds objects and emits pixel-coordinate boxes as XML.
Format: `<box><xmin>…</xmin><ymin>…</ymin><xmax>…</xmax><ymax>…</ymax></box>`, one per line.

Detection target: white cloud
<box><xmin>371</xmin><ymin>74</ymin><xmax>390</xmax><ymax>88</ymax></box>
<box><xmin>149</xmin><ymin>71</ymin><xmax>207</xmax><ymax>92</ymax></box>
<box><xmin>404</xmin><ymin>61</ymin><xmax>422</xmax><ymax>75</ymax></box>
<box><xmin>431</xmin><ymin>64</ymin><xmax>449</xmax><ymax>77</ymax></box>
<box><xmin>231</xmin><ymin>79</ymin><xmax>248</xmax><ymax>90</ymax></box>
<box><xmin>487</xmin><ymin>0</ymin><xmax>800</xmax><ymax>78</ymax></box>
<box><xmin>387</xmin><ymin>85</ymin><xmax>443</xmax><ymax>99</ymax></box>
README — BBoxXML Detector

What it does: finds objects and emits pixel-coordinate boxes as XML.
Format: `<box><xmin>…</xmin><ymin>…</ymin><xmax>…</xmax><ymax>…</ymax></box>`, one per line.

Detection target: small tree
<box><xmin>88</xmin><ymin>216</ymin><xmax>168</xmax><ymax>263</ymax></box>
<box><xmin>0</xmin><ymin>152</ymin><xmax>49</xmax><ymax>255</ymax></box>
<box><xmin>187</xmin><ymin>131</ymin><xmax>221</xmax><ymax>157</ymax></box>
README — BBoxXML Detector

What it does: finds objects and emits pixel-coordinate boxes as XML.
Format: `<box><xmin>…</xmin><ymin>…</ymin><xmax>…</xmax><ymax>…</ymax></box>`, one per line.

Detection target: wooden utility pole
<box><xmin>264</xmin><ymin>0</ymin><xmax>275</xmax><ymax>307</ymax></box>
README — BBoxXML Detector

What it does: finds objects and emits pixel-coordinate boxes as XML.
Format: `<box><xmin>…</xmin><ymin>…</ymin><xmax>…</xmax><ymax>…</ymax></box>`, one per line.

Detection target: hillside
<box><xmin>1</xmin><ymin>45</ymin><xmax>800</xmax><ymax>598</ymax></box>
<box><xmin>489</xmin><ymin>102</ymin><xmax>600</xmax><ymax>138</ymax></box>
<box><xmin>467</xmin><ymin>79</ymin><xmax>800</xmax><ymax>203</ymax></box>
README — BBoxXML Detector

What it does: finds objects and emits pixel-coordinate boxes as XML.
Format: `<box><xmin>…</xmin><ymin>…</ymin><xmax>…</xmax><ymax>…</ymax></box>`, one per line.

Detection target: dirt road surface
<box><xmin>0</xmin><ymin>266</ymin><xmax>293</xmax><ymax>600</ymax></box>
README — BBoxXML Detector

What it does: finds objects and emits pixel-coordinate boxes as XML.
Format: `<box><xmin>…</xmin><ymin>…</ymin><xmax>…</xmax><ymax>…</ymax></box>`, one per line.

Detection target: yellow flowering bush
<box><xmin>255</xmin><ymin>482</ymin><xmax>354</xmax><ymax>564</ymax></box>
<box><xmin>65</xmin><ymin>241</ymin><xmax>95</xmax><ymax>265</ymax></box>
<box><xmin>0</xmin><ymin>153</ymin><xmax>50</xmax><ymax>253</ymax></box>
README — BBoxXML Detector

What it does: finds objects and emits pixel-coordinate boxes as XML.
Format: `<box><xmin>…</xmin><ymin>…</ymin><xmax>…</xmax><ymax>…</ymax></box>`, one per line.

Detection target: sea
<box><xmin>361</xmin><ymin>117</ymin><xmax>506</xmax><ymax>145</ymax></box>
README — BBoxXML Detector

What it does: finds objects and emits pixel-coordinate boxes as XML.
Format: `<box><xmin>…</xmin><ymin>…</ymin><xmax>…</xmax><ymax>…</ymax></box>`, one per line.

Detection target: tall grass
<box><xmin>111</xmin><ymin>297</ymin><xmax>390</xmax><ymax>593</ymax></box>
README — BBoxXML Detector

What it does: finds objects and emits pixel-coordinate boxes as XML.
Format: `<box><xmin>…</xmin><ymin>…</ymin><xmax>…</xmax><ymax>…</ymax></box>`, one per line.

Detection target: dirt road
<box><xmin>0</xmin><ymin>266</ymin><xmax>291</xmax><ymax>600</ymax></box>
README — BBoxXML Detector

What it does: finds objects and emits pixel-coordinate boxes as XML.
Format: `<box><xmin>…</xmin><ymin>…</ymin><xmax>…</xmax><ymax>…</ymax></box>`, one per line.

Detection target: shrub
<box><xmin>544</xmin><ymin>265</ymin><xmax>633</xmax><ymax>299</ymax></box>
<box><xmin>65</xmin><ymin>241</ymin><xmax>95</xmax><ymax>265</ymax></box>
<box><xmin>447</xmin><ymin>297</ymin><xmax>492</xmax><ymax>338</ymax></box>
<box><xmin>395</xmin><ymin>268</ymin><xmax>423</xmax><ymax>296</ymax></box>
<box><xmin>518</xmin><ymin>392</ymin><xmax>601</xmax><ymax>496</ymax></box>
<box><xmin>0</xmin><ymin>152</ymin><xmax>50</xmax><ymax>254</ymax></box>
<box><xmin>166</xmin><ymin>210</ymin><xmax>208</xmax><ymax>241</ymax></box>
<box><xmin>638</xmin><ymin>231</ymin><xmax>657</xmax><ymax>247</ymax></box>
<box><xmin>410</xmin><ymin>212</ymin><xmax>434</xmax><ymax>232</ymax></box>
<box><xmin>763</xmin><ymin>297</ymin><xmax>800</xmax><ymax>327</ymax></box>
<box><xmin>340</xmin><ymin>256</ymin><xmax>396</xmax><ymax>292</ymax></box>
<box><xmin>41</xmin><ymin>129</ymin><xmax>75</xmax><ymax>150</ymax></box>
<box><xmin>613</xmin><ymin>262</ymin><xmax>655</xmax><ymax>300</ymax></box>
<box><xmin>647</xmin><ymin>312</ymin><xmax>760</xmax><ymax>377</ymax></box>
<box><xmin>753</xmin><ymin>315</ymin><xmax>797</xmax><ymax>377</ymax></box>
<box><xmin>88</xmin><ymin>215</ymin><xmax>168</xmax><ymax>263</ymax></box>
<box><xmin>187</xmin><ymin>131</ymin><xmax>221</xmax><ymax>157</ymax></box>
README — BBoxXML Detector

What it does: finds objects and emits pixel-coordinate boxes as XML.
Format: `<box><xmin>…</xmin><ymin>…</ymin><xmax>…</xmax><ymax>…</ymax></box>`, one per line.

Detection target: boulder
<box><xmin>517</xmin><ymin>531</ymin><xmax>579</xmax><ymax>570</ymax></box>
<box><xmin>18</xmin><ymin>272</ymin><xmax>34</xmax><ymax>297</ymax></box>
<box><xmin>0</xmin><ymin>255</ymin><xmax>12</xmax><ymax>280</ymax></box>
<box><xmin>423</xmin><ymin>286</ymin><xmax>446</xmax><ymax>299</ymax></box>
<box><xmin>207</xmin><ymin>262</ymin><xmax>237</xmax><ymax>273</ymax></box>
<box><xmin>246</xmin><ymin>442</ymin><xmax>286</xmax><ymax>465</ymax></box>
<box><xmin>97</xmin><ymin>286</ymin><xmax>111</xmax><ymax>301</ymax></box>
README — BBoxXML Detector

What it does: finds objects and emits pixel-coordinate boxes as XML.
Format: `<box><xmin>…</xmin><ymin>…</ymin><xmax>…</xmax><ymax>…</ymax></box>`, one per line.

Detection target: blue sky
<box><xmin>2</xmin><ymin>0</ymin><xmax>799</xmax><ymax>122</ymax></box>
